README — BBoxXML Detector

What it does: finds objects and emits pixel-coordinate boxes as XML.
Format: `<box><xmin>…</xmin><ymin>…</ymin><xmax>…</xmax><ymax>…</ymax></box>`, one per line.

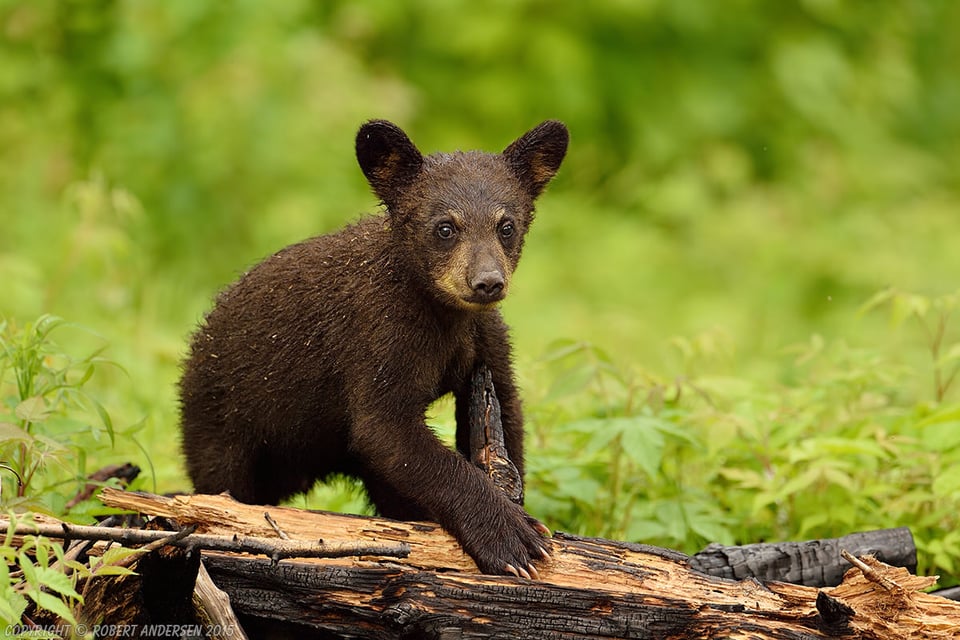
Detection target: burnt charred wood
<box><xmin>201</xmin><ymin>552</ymin><xmax>723</xmax><ymax>640</ymax></box>
<box><xmin>815</xmin><ymin>591</ymin><xmax>855</xmax><ymax>636</ymax></box>
<box><xmin>79</xmin><ymin>542</ymin><xmax>201</xmax><ymax>639</ymax></box>
<box><xmin>690</xmin><ymin>527</ymin><xmax>917</xmax><ymax>587</ymax></box>
<box><xmin>66</xmin><ymin>462</ymin><xmax>140</xmax><ymax>511</ymax></box>
<box><xmin>933</xmin><ymin>586</ymin><xmax>960</xmax><ymax>601</ymax></box>
<box><xmin>468</xmin><ymin>364</ymin><xmax>523</xmax><ymax>504</ymax></box>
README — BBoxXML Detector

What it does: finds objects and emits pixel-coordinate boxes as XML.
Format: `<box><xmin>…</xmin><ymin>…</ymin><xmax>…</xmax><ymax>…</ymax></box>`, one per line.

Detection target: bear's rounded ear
<box><xmin>502</xmin><ymin>120</ymin><xmax>569</xmax><ymax>200</ymax></box>
<box><xmin>356</xmin><ymin>120</ymin><xmax>424</xmax><ymax>209</ymax></box>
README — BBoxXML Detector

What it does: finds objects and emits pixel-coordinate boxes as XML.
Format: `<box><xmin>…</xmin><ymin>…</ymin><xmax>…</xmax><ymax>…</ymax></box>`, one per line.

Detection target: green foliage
<box><xmin>526</xmin><ymin>296</ymin><xmax>960</xmax><ymax>586</ymax></box>
<box><xmin>861</xmin><ymin>287</ymin><xmax>960</xmax><ymax>402</ymax></box>
<box><xmin>0</xmin><ymin>315</ymin><xmax>140</xmax><ymax>516</ymax></box>
<box><xmin>1</xmin><ymin>513</ymin><xmax>80</xmax><ymax>634</ymax></box>
<box><xmin>1</xmin><ymin>512</ymin><xmax>137</xmax><ymax>633</ymax></box>
<box><xmin>0</xmin><ymin>317</ymin><xmax>140</xmax><ymax>628</ymax></box>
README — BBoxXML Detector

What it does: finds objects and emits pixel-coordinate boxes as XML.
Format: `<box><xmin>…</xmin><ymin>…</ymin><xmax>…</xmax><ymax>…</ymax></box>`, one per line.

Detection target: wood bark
<box><xmin>65</xmin><ymin>462</ymin><xmax>141</xmax><ymax>510</ymax></box>
<box><xmin>98</xmin><ymin>488</ymin><xmax>960</xmax><ymax>639</ymax></box>
<box><xmin>1</xmin><ymin>517</ymin><xmax>409</xmax><ymax>562</ymax></box>
<box><xmin>470</xmin><ymin>364</ymin><xmax>524</xmax><ymax>504</ymax></box>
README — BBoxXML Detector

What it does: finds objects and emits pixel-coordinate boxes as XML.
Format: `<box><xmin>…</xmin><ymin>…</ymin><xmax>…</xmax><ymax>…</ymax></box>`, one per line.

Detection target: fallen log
<box><xmin>97</xmin><ymin>488</ymin><xmax>960</xmax><ymax>639</ymax></box>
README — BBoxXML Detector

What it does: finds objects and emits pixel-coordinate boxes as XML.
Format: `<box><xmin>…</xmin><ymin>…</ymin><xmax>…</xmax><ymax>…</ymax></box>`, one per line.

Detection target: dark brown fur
<box><xmin>179</xmin><ymin>120</ymin><xmax>568</xmax><ymax>576</ymax></box>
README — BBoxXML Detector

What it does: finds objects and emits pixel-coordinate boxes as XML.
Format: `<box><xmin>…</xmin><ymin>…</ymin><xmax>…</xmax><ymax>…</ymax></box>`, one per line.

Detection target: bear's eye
<box><xmin>436</xmin><ymin>222</ymin><xmax>456</xmax><ymax>240</ymax></box>
<box><xmin>499</xmin><ymin>221</ymin><xmax>515</xmax><ymax>240</ymax></box>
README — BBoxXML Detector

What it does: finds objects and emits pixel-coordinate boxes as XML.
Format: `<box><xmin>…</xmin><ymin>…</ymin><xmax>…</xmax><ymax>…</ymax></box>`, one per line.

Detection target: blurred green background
<box><xmin>2</xmin><ymin>0</ymin><xmax>960</xmax><ymax>569</ymax></box>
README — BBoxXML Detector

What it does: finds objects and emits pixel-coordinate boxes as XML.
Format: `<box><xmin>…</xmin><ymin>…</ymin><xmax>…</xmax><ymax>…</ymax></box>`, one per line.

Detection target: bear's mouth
<box><xmin>449</xmin><ymin>286</ymin><xmax>507</xmax><ymax>310</ymax></box>
<box><xmin>461</xmin><ymin>289</ymin><xmax>506</xmax><ymax>306</ymax></box>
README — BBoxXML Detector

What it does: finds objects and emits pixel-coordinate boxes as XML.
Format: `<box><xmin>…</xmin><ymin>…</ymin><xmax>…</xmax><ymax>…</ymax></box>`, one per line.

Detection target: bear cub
<box><xmin>179</xmin><ymin>119</ymin><xmax>568</xmax><ymax>578</ymax></box>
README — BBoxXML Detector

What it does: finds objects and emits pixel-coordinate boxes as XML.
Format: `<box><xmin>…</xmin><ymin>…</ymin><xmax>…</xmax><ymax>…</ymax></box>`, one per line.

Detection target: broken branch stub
<box><xmin>468</xmin><ymin>364</ymin><xmax>523</xmax><ymax>504</ymax></box>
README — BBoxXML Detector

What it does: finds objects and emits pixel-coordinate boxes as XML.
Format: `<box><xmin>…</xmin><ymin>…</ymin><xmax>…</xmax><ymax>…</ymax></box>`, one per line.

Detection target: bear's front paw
<box><xmin>461</xmin><ymin>500</ymin><xmax>552</xmax><ymax>579</ymax></box>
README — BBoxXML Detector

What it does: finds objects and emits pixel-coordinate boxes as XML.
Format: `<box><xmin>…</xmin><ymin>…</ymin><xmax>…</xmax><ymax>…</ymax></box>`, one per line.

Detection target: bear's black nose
<box><xmin>471</xmin><ymin>271</ymin><xmax>505</xmax><ymax>298</ymax></box>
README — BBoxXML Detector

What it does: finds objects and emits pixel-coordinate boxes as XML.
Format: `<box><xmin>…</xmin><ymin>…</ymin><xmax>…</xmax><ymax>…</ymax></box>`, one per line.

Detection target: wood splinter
<box><xmin>264</xmin><ymin>511</ymin><xmax>291</xmax><ymax>540</ymax></box>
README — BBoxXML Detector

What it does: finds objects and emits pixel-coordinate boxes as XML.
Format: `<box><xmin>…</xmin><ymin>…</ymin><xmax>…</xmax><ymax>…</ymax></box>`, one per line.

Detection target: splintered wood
<box><xmin>98</xmin><ymin>488</ymin><xmax>960</xmax><ymax>639</ymax></box>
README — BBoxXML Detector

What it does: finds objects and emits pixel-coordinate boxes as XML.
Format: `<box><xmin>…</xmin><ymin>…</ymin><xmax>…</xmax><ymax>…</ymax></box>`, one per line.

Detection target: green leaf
<box><xmin>790</xmin><ymin>437</ymin><xmax>889</xmax><ymax>463</ymax></box>
<box><xmin>28</xmin><ymin>590</ymin><xmax>77</xmax><ymax>626</ymax></box>
<box><xmin>890</xmin><ymin>292</ymin><xmax>930</xmax><ymax>326</ymax></box>
<box><xmin>14</xmin><ymin>396</ymin><xmax>49</xmax><ymax>423</ymax></box>
<box><xmin>0</xmin><ymin>591</ymin><xmax>29</xmax><ymax>627</ymax></box>
<box><xmin>647</xmin><ymin>416</ymin><xmax>701</xmax><ymax>446</ymax></box>
<box><xmin>0</xmin><ymin>422</ymin><xmax>33</xmax><ymax>445</ymax></box>
<box><xmin>544</xmin><ymin>365</ymin><xmax>595</xmax><ymax>402</ymax></box>
<box><xmin>918</xmin><ymin>420</ymin><xmax>960</xmax><ymax>452</ymax></box>
<box><xmin>625</xmin><ymin>518</ymin><xmax>669</xmax><ymax>542</ymax></box>
<box><xmin>32</xmin><ymin>565</ymin><xmax>81</xmax><ymax>602</ymax></box>
<box><xmin>539</xmin><ymin>339</ymin><xmax>588</xmax><ymax>363</ymax></box>
<box><xmin>89</xmin><ymin>563</ymin><xmax>137</xmax><ymax>578</ymax></box>
<box><xmin>620</xmin><ymin>419</ymin><xmax>665</xmax><ymax>479</ymax></box>
<box><xmin>915</xmin><ymin>405</ymin><xmax>960</xmax><ymax>429</ymax></box>
<box><xmin>822</xmin><ymin>467</ymin><xmax>855</xmax><ymax>491</ymax></box>
<box><xmin>88</xmin><ymin>396</ymin><xmax>115</xmax><ymax>445</ymax></box>
<box><xmin>564</xmin><ymin>476</ymin><xmax>603</xmax><ymax>504</ymax></box>
<box><xmin>582</xmin><ymin>424</ymin><xmax>621</xmax><ymax>456</ymax></box>
<box><xmin>857</xmin><ymin>288</ymin><xmax>896</xmax><ymax>316</ymax></box>
<box><xmin>94</xmin><ymin>546</ymin><xmax>141</xmax><ymax>575</ymax></box>
<box><xmin>717</xmin><ymin>467</ymin><xmax>765</xmax><ymax>489</ymax></box>
<box><xmin>654</xmin><ymin>501</ymin><xmax>688</xmax><ymax>543</ymax></box>
<box><xmin>797</xmin><ymin>512</ymin><xmax>830</xmax><ymax>538</ymax></box>
<box><xmin>687</xmin><ymin>516</ymin><xmax>733</xmax><ymax>546</ymax></box>
<box><xmin>75</xmin><ymin>362</ymin><xmax>96</xmax><ymax>387</ymax></box>
<box><xmin>775</xmin><ymin>467</ymin><xmax>823</xmax><ymax>501</ymax></box>
<box><xmin>17</xmin><ymin>553</ymin><xmax>37</xmax><ymax>586</ymax></box>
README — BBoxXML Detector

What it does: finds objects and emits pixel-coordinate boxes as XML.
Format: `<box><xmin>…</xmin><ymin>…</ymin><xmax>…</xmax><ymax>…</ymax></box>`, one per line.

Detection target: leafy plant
<box><xmin>526</xmin><ymin>339</ymin><xmax>729</xmax><ymax>547</ymax></box>
<box><xmin>1</xmin><ymin>512</ymin><xmax>137</xmax><ymax>636</ymax></box>
<box><xmin>0</xmin><ymin>315</ymin><xmax>128</xmax><ymax>514</ymax></box>
<box><xmin>526</xmin><ymin>293</ymin><xmax>960</xmax><ymax>587</ymax></box>
<box><xmin>860</xmin><ymin>287</ymin><xmax>960</xmax><ymax>402</ymax></box>
<box><xmin>0</xmin><ymin>0</ymin><xmax>957</xmax><ymax>602</ymax></box>
<box><xmin>1</xmin><ymin>514</ymin><xmax>83</xmax><ymax>634</ymax></box>
<box><xmin>0</xmin><ymin>316</ymin><xmax>143</xmax><ymax>629</ymax></box>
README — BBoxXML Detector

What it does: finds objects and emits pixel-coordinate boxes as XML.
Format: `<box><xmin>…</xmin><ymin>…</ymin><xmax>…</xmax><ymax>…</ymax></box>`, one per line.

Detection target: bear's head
<box><xmin>356</xmin><ymin>120</ymin><xmax>568</xmax><ymax>311</ymax></box>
